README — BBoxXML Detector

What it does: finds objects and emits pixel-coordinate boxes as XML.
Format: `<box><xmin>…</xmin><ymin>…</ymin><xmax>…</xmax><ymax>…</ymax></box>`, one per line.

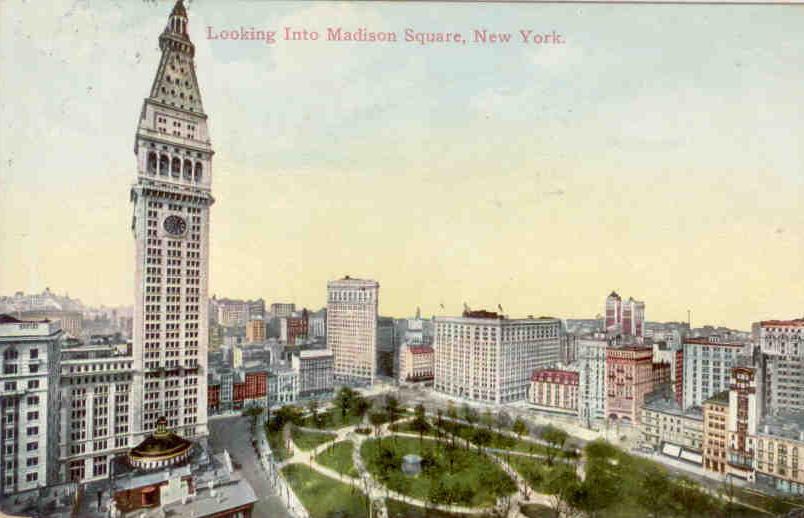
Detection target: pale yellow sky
<box><xmin>1</xmin><ymin>1</ymin><xmax>802</xmax><ymax>328</ymax></box>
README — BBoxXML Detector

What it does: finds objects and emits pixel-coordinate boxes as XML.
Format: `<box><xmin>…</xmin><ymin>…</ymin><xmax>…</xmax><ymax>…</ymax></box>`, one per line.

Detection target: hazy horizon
<box><xmin>1</xmin><ymin>1</ymin><xmax>802</xmax><ymax>330</ymax></box>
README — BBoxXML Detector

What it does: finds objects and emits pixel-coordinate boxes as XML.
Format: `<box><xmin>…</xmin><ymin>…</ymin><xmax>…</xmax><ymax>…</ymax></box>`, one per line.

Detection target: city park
<box><xmin>248</xmin><ymin>387</ymin><xmax>796</xmax><ymax>518</ymax></box>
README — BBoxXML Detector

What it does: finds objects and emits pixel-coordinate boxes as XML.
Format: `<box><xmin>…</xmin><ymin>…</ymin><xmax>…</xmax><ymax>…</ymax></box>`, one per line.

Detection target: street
<box><xmin>209</xmin><ymin>416</ymin><xmax>293</xmax><ymax>518</ymax></box>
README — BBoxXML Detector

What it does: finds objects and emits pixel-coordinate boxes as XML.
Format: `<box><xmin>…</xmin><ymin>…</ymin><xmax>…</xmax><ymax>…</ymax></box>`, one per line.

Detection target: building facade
<box><xmin>703</xmin><ymin>391</ymin><xmax>729</xmax><ymax>474</ymax></box>
<box><xmin>577</xmin><ymin>334</ymin><xmax>609</xmax><ymax>424</ymax></box>
<box><xmin>270</xmin><ymin>303</ymin><xmax>295</xmax><ymax>318</ymax></box>
<box><xmin>758</xmin><ymin>319</ymin><xmax>804</xmax><ymax>416</ymax></box>
<box><xmin>267</xmin><ymin>367</ymin><xmax>299</xmax><ymax>406</ymax></box>
<box><xmin>326</xmin><ymin>277</ymin><xmax>379</xmax><ymax>384</ymax></box>
<box><xmin>0</xmin><ymin>316</ymin><xmax>62</xmax><ymax>495</ymax></box>
<box><xmin>682</xmin><ymin>336</ymin><xmax>745</xmax><ymax>410</ymax></box>
<box><xmin>245</xmin><ymin>318</ymin><xmax>265</xmax><ymax>343</ymax></box>
<box><xmin>640</xmin><ymin>396</ymin><xmax>704</xmax><ymax>463</ymax></box>
<box><xmin>291</xmin><ymin>349</ymin><xmax>334</xmax><ymax>398</ymax></box>
<box><xmin>434</xmin><ymin>310</ymin><xmax>561</xmax><ymax>404</ymax></box>
<box><xmin>399</xmin><ymin>345</ymin><xmax>434</xmax><ymax>383</ymax></box>
<box><xmin>58</xmin><ymin>340</ymin><xmax>135</xmax><ymax>484</ymax></box>
<box><xmin>528</xmin><ymin>368</ymin><xmax>579</xmax><ymax>416</ymax></box>
<box><xmin>130</xmin><ymin>1</ymin><xmax>211</xmax><ymax>441</ymax></box>
<box><xmin>605</xmin><ymin>346</ymin><xmax>655</xmax><ymax>423</ymax></box>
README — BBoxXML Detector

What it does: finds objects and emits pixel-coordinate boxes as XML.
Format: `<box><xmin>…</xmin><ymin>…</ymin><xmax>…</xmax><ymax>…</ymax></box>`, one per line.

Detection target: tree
<box><xmin>672</xmin><ymin>476</ymin><xmax>708</xmax><ymax>518</ymax></box>
<box><xmin>541</xmin><ymin>425</ymin><xmax>569</xmax><ymax>466</ymax></box>
<box><xmin>307</xmin><ymin>399</ymin><xmax>321</xmax><ymax>428</ymax></box>
<box><xmin>512</xmin><ymin>417</ymin><xmax>528</xmax><ymax>441</ymax></box>
<box><xmin>412</xmin><ymin>403</ymin><xmax>428</xmax><ymax>444</ymax></box>
<box><xmin>369</xmin><ymin>411</ymin><xmax>385</xmax><ymax>441</ymax></box>
<box><xmin>384</xmin><ymin>394</ymin><xmax>401</xmax><ymax>424</ymax></box>
<box><xmin>545</xmin><ymin>466</ymin><xmax>582</xmax><ymax>518</ymax></box>
<box><xmin>635</xmin><ymin>466</ymin><xmax>673</xmax><ymax>518</ymax></box>
<box><xmin>334</xmin><ymin>386</ymin><xmax>354</xmax><ymax>419</ymax></box>
<box><xmin>496</xmin><ymin>410</ymin><xmax>512</xmax><ymax>432</ymax></box>
<box><xmin>447</xmin><ymin>401</ymin><xmax>458</xmax><ymax>421</ymax></box>
<box><xmin>481</xmin><ymin>409</ymin><xmax>495</xmax><ymax>431</ymax></box>
<box><xmin>352</xmin><ymin>395</ymin><xmax>370</xmax><ymax>426</ymax></box>
<box><xmin>718</xmin><ymin>475</ymin><xmax>738</xmax><ymax>518</ymax></box>
<box><xmin>474</xmin><ymin>427</ymin><xmax>493</xmax><ymax>454</ymax></box>
<box><xmin>435</xmin><ymin>409</ymin><xmax>444</xmax><ymax>445</ymax></box>
<box><xmin>462</xmin><ymin>403</ymin><xmax>477</xmax><ymax>426</ymax></box>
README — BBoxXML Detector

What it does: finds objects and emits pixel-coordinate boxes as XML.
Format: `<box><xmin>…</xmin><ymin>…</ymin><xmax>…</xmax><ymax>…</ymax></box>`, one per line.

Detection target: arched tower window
<box><xmin>147</xmin><ymin>152</ymin><xmax>157</xmax><ymax>175</ymax></box>
<box><xmin>183</xmin><ymin>159</ymin><xmax>193</xmax><ymax>180</ymax></box>
<box><xmin>194</xmin><ymin>162</ymin><xmax>203</xmax><ymax>183</ymax></box>
<box><xmin>171</xmin><ymin>157</ymin><xmax>181</xmax><ymax>177</ymax></box>
<box><xmin>159</xmin><ymin>155</ymin><xmax>169</xmax><ymax>175</ymax></box>
<box><xmin>3</xmin><ymin>348</ymin><xmax>18</xmax><ymax>360</ymax></box>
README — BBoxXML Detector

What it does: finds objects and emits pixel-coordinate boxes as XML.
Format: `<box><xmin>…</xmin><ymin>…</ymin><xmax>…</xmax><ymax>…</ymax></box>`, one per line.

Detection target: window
<box><xmin>26</xmin><ymin>472</ymin><xmax>38</xmax><ymax>482</ymax></box>
<box><xmin>27</xmin><ymin>380</ymin><xmax>39</xmax><ymax>390</ymax></box>
<box><xmin>4</xmin><ymin>382</ymin><xmax>16</xmax><ymax>391</ymax></box>
<box><xmin>3</xmin><ymin>364</ymin><xmax>16</xmax><ymax>374</ymax></box>
<box><xmin>26</xmin><ymin>395</ymin><xmax>39</xmax><ymax>406</ymax></box>
<box><xmin>26</xmin><ymin>442</ymin><xmax>38</xmax><ymax>452</ymax></box>
<box><xmin>29</xmin><ymin>364</ymin><xmax>39</xmax><ymax>373</ymax></box>
<box><xmin>27</xmin><ymin>427</ymin><xmax>38</xmax><ymax>436</ymax></box>
<box><xmin>26</xmin><ymin>457</ymin><xmax>38</xmax><ymax>467</ymax></box>
<box><xmin>29</xmin><ymin>349</ymin><xmax>38</xmax><ymax>359</ymax></box>
<box><xmin>27</xmin><ymin>412</ymin><xmax>38</xmax><ymax>421</ymax></box>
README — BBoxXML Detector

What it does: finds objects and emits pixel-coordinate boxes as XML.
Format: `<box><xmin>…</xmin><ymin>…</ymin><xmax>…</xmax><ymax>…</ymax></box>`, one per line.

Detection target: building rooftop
<box><xmin>644</xmin><ymin>394</ymin><xmax>704</xmax><ymax>420</ymax></box>
<box><xmin>408</xmin><ymin>345</ymin><xmax>434</xmax><ymax>355</ymax></box>
<box><xmin>760</xmin><ymin>318</ymin><xmax>804</xmax><ymax>328</ymax></box>
<box><xmin>757</xmin><ymin>413</ymin><xmax>804</xmax><ymax>442</ymax></box>
<box><xmin>704</xmin><ymin>390</ymin><xmax>730</xmax><ymax>405</ymax></box>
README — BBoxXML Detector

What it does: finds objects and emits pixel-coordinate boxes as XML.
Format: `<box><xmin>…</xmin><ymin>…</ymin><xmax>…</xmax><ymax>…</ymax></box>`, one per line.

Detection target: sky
<box><xmin>1</xmin><ymin>0</ymin><xmax>802</xmax><ymax>329</ymax></box>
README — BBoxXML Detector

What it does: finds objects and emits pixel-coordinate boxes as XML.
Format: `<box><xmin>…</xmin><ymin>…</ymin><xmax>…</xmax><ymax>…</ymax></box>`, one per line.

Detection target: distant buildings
<box><xmin>307</xmin><ymin>309</ymin><xmax>326</xmax><ymax>339</ymax></box>
<box><xmin>703</xmin><ymin>390</ymin><xmax>729</xmax><ymax>474</ymax></box>
<box><xmin>604</xmin><ymin>291</ymin><xmax>645</xmax><ymax>338</ymax></box>
<box><xmin>528</xmin><ymin>368</ymin><xmax>579</xmax><ymax>416</ymax></box>
<box><xmin>0</xmin><ymin>315</ymin><xmax>63</xmax><ymax>495</ymax></box>
<box><xmin>268</xmin><ymin>366</ymin><xmax>300</xmax><ymax>406</ymax></box>
<box><xmin>207</xmin><ymin>369</ymin><xmax>267</xmax><ymax>414</ymax></box>
<box><xmin>245</xmin><ymin>317</ymin><xmax>266</xmax><ymax>343</ymax></box>
<box><xmin>399</xmin><ymin>345</ymin><xmax>434</xmax><ymax>384</ymax></box>
<box><xmin>280</xmin><ymin>310</ymin><xmax>309</xmax><ymax>345</ymax></box>
<box><xmin>376</xmin><ymin>316</ymin><xmax>396</xmax><ymax>378</ymax></box>
<box><xmin>270</xmin><ymin>302</ymin><xmax>295</xmax><ymax>318</ymax></box>
<box><xmin>434</xmin><ymin>310</ymin><xmax>561</xmax><ymax>404</ymax></box>
<box><xmin>326</xmin><ymin>277</ymin><xmax>379</xmax><ymax>384</ymax></box>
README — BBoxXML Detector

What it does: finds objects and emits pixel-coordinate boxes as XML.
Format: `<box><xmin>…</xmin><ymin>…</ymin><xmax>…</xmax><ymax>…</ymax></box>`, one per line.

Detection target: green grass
<box><xmin>519</xmin><ymin>503</ymin><xmax>554</xmax><ymax>518</ymax></box>
<box><xmin>361</xmin><ymin>436</ymin><xmax>515</xmax><ymax>508</ymax></box>
<box><xmin>438</xmin><ymin>420</ymin><xmax>547</xmax><ymax>455</ymax></box>
<box><xmin>386</xmin><ymin>499</ymin><xmax>472</xmax><ymax>518</ymax></box>
<box><xmin>291</xmin><ymin>427</ymin><xmax>337</xmax><ymax>451</ymax></box>
<box><xmin>507</xmin><ymin>454</ymin><xmax>569</xmax><ymax>493</ymax></box>
<box><xmin>303</xmin><ymin>409</ymin><xmax>365</xmax><ymax>430</ymax></box>
<box><xmin>316</xmin><ymin>441</ymin><xmax>358</xmax><ymax>478</ymax></box>
<box><xmin>266</xmin><ymin>426</ymin><xmax>291</xmax><ymax>461</ymax></box>
<box><xmin>282</xmin><ymin>463</ymin><xmax>368</xmax><ymax>518</ymax></box>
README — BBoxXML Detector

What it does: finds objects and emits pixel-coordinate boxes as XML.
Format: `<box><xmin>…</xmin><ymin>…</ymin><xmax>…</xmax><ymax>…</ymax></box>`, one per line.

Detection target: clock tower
<box><xmin>130</xmin><ymin>0</ymin><xmax>212</xmax><ymax>441</ymax></box>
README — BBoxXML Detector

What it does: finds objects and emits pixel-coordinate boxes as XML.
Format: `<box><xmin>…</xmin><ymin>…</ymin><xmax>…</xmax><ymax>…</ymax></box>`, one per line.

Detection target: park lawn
<box><xmin>519</xmin><ymin>504</ymin><xmax>554</xmax><ymax>518</ymax></box>
<box><xmin>291</xmin><ymin>427</ymin><xmax>336</xmax><ymax>451</ymax></box>
<box><xmin>282</xmin><ymin>463</ymin><xmax>368</xmax><ymax>518</ymax></box>
<box><xmin>316</xmin><ymin>441</ymin><xmax>358</xmax><ymax>478</ymax></box>
<box><xmin>361</xmin><ymin>436</ymin><xmax>515</xmax><ymax>508</ymax></box>
<box><xmin>386</xmin><ymin>498</ymin><xmax>472</xmax><ymax>518</ymax></box>
<box><xmin>304</xmin><ymin>409</ymin><xmax>365</xmax><ymax>430</ymax></box>
<box><xmin>389</xmin><ymin>419</ymin><xmax>439</xmax><ymax>437</ymax></box>
<box><xmin>438</xmin><ymin>420</ymin><xmax>547</xmax><ymax>456</ymax></box>
<box><xmin>506</xmin><ymin>454</ymin><xmax>569</xmax><ymax>493</ymax></box>
<box><xmin>266</xmin><ymin>427</ymin><xmax>291</xmax><ymax>461</ymax></box>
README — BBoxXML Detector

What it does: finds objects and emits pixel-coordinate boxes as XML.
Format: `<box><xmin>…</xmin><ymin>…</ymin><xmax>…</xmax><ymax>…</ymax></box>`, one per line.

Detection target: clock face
<box><xmin>163</xmin><ymin>215</ymin><xmax>187</xmax><ymax>236</ymax></box>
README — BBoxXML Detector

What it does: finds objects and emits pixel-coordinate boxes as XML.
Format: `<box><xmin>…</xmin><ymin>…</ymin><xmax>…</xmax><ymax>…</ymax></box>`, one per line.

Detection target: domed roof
<box><xmin>129</xmin><ymin>417</ymin><xmax>192</xmax><ymax>465</ymax></box>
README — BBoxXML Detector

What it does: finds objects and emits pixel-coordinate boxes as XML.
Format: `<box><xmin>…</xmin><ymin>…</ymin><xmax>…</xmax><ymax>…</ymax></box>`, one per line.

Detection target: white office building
<box><xmin>434</xmin><ymin>310</ymin><xmax>561</xmax><ymax>404</ymax></box>
<box><xmin>0</xmin><ymin>315</ymin><xmax>62</xmax><ymax>495</ymax></box>
<box><xmin>326</xmin><ymin>277</ymin><xmax>379</xmax><ymax>384</ymax></box>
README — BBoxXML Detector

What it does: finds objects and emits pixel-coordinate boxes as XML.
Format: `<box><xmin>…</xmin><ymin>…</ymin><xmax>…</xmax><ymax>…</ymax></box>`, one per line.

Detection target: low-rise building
<box><xmin>640</xmin><ymin>395</ymin><xmax>704</xmax><ymax>465</ymax></box>
<box><xmin>292</xmin><ymin>349</ymin><xmax>334</xmax><ymax>398</ymax></box>
<box><xmin>267</xmin><ymin>366</ymin><xmax>299</xmax><ymax>407</ymax></box>
<box><xmin>245</xmin><ymin>318</ymin><xmax>266</xmax><ymax>343</ymax></box>
<box><xmin>753</xmin><ymin>414</ymin><xmax>804</xmax><ymax>495</ymax></box>
<box><xmin>528</xmin><ymin>368</ymin><xmax>579</xmax><ymax>416</ymax></box>
<box><xmin>399</xmin><ymin>345</ymin><xmax>434</xmax><ymax>384</ymax></box>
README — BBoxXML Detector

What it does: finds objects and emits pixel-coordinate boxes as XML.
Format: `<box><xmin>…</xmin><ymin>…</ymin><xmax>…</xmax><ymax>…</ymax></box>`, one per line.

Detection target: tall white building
<box><xmin>130</xmin><ymin>1</ymin><xmax>212</xmax><ymax>441</ymax></box>
<box><xmin>682</xmin><ymin>336</ymin><xmax>745</xmax><ymax>410</ymax></box>
<box><xmin>58</xmin><ymin>340</ymin><xmax>134</xmax><ymax>483</ymax></box>
<box><xmin>758</xmin><ymin>318</ymin><xmax>804</xmax><ymax>415</ymax></box>
<box><xmin>576</xmin><ymin>333</ymin><xmax>609</xmax><ymax>425</ymax></box>
<box><xmin>433</xmin><ymin>310</ymin><xmax>561</xmax><ymax>404</ymax></box>
<box><xmin>326</xmin><ymin>277</ymin><xmax>379</xmax><ymax>384</ymax></box>
<box><xmin>0</xmin><ymin>315</ymin><xmax>62</xmax><ymax>495</ymax></box>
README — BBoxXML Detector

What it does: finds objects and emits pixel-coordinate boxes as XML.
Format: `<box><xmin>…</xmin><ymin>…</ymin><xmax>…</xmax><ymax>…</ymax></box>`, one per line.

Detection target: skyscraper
<box><xmin>130</xmin><ymin>1</ymin><xmax>212</xmax><ymax>441</ymax></box>
<box><xmin>326</xmin><ymin>277</ymin><xmax>379</xmax><ymax>384</ymax></box>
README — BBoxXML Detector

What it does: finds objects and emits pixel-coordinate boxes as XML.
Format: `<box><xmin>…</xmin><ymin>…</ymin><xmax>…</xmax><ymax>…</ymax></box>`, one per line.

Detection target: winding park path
<box><xmin>274</xmin><ymin>414</ymin><xmax>556</xmax><ymax>518</ymax></box>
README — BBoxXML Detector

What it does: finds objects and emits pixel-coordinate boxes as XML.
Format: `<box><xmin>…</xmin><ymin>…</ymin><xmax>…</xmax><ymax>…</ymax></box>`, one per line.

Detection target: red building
<box><xmin>529</xmin><ymin>369</ymin><xmax>580</xmax><ymax>416</ymax></box>
<box><xmin>208</xmin><ymin>384</ymin><xmax>220</xmax><ymax>412</ymax></box>
<box><xmin>674</xmin><ymin>348</ymin><xmax>684</xmax><ymax>406</ymax></box>
<box><xmin>606</xmin><ymin>346</ymin><xmax>655</xmax><ymax>424</ymax></box>
<box><xmin>284</xmin><ymin>309</ymin><xmax>309</xmax><ymax>345</ymax></box>
<box><xmin>232</xmin><ymin>370</ymin><xmax>267</xmax><ymax>409</ymax></box>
